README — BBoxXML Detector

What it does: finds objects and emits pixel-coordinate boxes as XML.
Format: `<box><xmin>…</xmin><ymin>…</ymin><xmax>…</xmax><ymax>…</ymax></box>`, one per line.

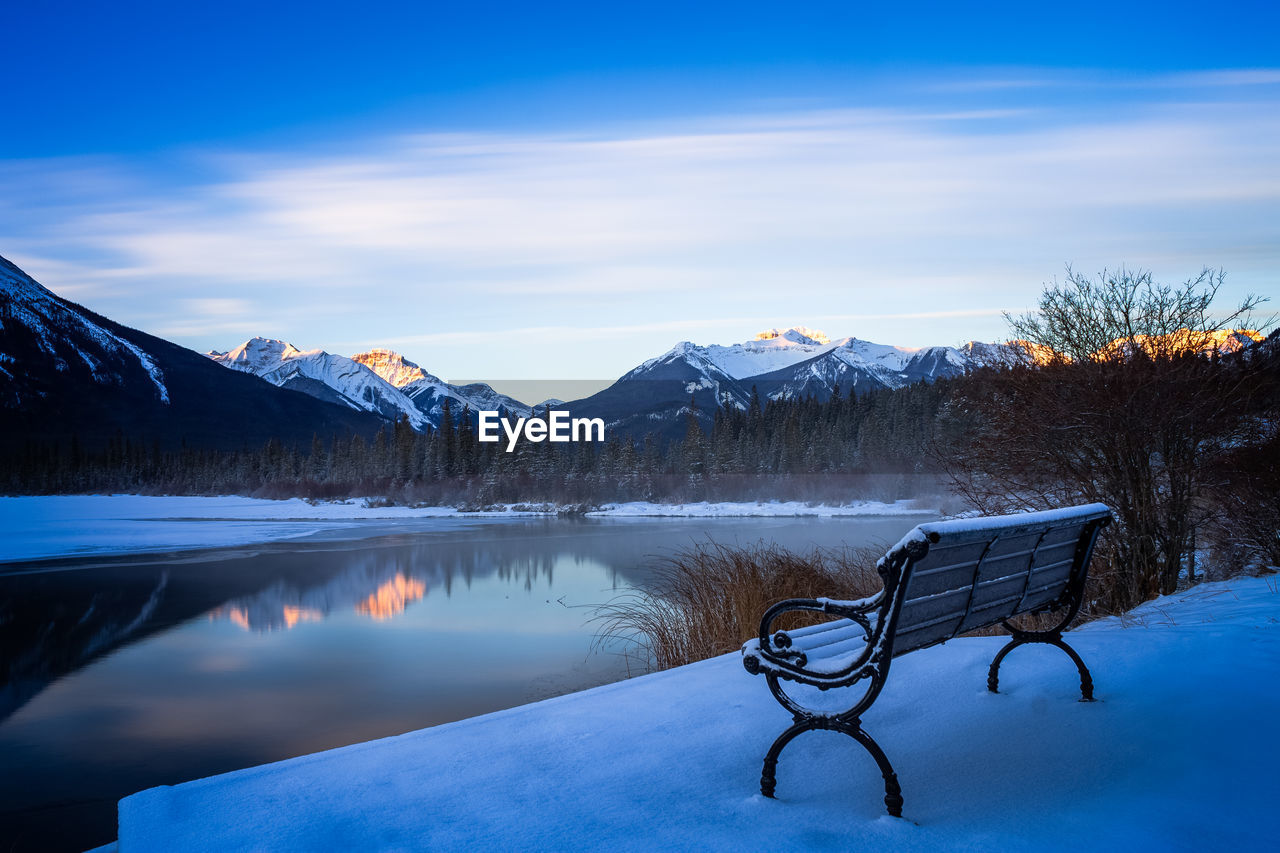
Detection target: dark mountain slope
<box><xmin>0</xmin><ymin>255</ymin><xmax>385</xmax><ymax>452</ymax></box>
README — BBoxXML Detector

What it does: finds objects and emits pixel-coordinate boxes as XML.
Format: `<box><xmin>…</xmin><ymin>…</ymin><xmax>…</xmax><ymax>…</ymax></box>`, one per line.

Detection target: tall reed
<box><xmin>594</xmin><ymin>542</ymin><xmax>884</xmax><ymax>672</ymax></box>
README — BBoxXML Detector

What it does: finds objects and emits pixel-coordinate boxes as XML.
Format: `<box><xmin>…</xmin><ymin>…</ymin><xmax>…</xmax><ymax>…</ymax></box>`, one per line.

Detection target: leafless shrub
<box><xmin>941</xmin><ymin>267</ymin><xmax>1272</xmax><ymax>613</ymax></box>
<box><xmin>1205</xmin><ymin>425</ymin><xmax>1280</xmax><ymax>575</ymax></box>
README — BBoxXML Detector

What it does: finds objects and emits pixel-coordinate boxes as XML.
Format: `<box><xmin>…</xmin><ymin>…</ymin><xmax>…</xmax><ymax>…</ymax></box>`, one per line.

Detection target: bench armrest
<box><xmin>744</xmin><ymin>591</ymin><xmax>884</xmax><ymax>673</ymax></box>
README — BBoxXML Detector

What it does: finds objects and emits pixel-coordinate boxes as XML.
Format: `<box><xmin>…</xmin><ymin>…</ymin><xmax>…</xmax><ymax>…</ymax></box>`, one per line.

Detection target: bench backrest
<box><xmin>885</xmin><ymin>504</ymin><xmax>1112</xmax><ymax>657</ymax></box>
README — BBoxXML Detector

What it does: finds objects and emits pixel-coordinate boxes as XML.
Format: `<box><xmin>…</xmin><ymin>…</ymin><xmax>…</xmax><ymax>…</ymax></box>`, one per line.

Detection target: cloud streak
<box><xmin>2</xmin><ymin>71</ymin><xmax>1277</xmax><ymax>383</ymax></box>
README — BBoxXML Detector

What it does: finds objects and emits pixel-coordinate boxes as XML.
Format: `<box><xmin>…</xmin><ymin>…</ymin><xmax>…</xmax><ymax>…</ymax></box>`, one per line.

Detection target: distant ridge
<box><xmin>560</xmin><ymin>326</ymin><xmax>1019</xmax><ymax>437</ymax></box>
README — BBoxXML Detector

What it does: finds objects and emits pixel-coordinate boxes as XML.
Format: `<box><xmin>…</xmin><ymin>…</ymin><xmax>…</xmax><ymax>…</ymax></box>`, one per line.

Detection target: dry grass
<box><xmin>593</xmin><ymin>540</ymin><xmax>1108</xmax><ymax>673</ymax></box>
<box><xmin>593</xmin><ymin>542</ymin><xmax>884</xmax><ymax>673</ymax></box>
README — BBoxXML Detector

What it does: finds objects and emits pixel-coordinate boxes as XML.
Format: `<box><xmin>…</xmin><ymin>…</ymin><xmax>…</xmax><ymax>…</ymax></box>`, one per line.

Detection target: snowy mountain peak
<box><xmin>1196</xmin><ymin>328</ymin><xmax>1264</xmax><ymax>354</ymax></box>
<box><xmin>755</xmin><ymin>326</ymin><xmax>830</xmax><ymax>346</ymax></box>
<box><xmin>960</xmin><ymin>340</ymin><xmax>1024</xmax><ymax>368</ymax></box>
<box><xmin>207</xmin><ymin>339</ymin><xmax>431</xmax><ymax>430</ymax></box>
<box><xmin>351</xmin><ymin>348</ymin><xmax>439</xmax><ymax>388</ymax></box>
<box><xmin>210</xmin><ymin>337</ymin><xmax>304</xmax><ymax>374</ymax></box>
<box><xmin>207</xmin><ymin>339</ymin><xmax>539</xmax><ymax>429</ymax></box>
<box><xmin>638</xmin><ymin>327</ymin><xmax>838</xmax><ymax>379</ymax></box>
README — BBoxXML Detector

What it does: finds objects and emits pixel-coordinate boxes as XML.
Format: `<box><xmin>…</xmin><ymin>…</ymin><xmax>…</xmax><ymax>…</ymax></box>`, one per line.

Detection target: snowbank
<box><xmin>0</xmin><ymin>496</ymin><xmax>935</xmax><ymax>563</ymax></box>
<box><xmin>117</xmin><ymin>576</ymin><xmax>1280</xmax><ymax>851</ymax></box>
<box><xmin>0</xmin><ymin>496</ymin><xmax>527</xmax><ymax>563</ymax></box>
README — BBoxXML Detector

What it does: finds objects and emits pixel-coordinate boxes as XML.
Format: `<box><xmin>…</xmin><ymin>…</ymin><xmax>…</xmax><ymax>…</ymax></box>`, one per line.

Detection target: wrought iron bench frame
<box><xmin>741</xmin><ymin>503</ymin><xmax>1112</xmax><ymax>817</ymax></box>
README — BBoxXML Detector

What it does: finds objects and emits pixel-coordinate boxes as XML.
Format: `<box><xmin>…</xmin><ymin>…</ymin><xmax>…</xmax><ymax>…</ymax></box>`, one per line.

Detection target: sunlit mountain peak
<box><xmin>997</xmin><ymin>329</ymin><xmax>1265</xmax><ymax>366</ymax></box>
<box><xmin>1191</xmin><ymin>328</ymin><xmax>1263</xmax><ymax>354</ymax></box>
<box><xmin>755</xmin><ymin>326</ymin><xmax>831</xmax><ymax>345</ymax></box>
<box><xmin>208</xmin><ymin>338</ymin><xmax>433</xmax><ymax>430</ymax></box>
<box><xmin>1005</xmin><ymin>339</ymin><xmax>1062</xmax><ymax>366</ymax></box>
<box><xmin>351</xmin><ymin>348</ymin><xmax>434</xmax><ymax>388</ymax></box>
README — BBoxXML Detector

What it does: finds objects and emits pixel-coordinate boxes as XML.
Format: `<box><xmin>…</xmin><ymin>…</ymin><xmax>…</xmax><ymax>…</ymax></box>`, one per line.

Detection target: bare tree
<box><xmin>943</xmin><ymin>267</ymin><xmax>1270</xmax><ymax>612</ymax></box>
<box><xmin>1206</xmin><ymin>333</ymin><xmax>1280</xmax><ymax>572</ymax></box>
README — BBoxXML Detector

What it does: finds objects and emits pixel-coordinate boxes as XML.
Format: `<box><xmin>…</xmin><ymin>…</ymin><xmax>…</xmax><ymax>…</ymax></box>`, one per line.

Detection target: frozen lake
<box><xmin>0</xmin><ymin>514</ymin><xmax>927</xmax><ymax>852</ymax></box>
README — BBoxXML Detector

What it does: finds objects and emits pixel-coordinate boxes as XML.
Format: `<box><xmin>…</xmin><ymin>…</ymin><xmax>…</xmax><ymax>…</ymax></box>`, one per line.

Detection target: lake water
<box><xmin>0</xmin><ymin>514</ymin><xmax>928</xmax><ymax>852</ymax></box>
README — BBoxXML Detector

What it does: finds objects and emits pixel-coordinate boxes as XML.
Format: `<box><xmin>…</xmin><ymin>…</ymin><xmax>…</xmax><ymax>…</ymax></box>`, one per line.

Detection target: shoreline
<box><xmin>0</xmin><ymin>495</ymin><xmax>940</xmax><ymax>565</ymax></box>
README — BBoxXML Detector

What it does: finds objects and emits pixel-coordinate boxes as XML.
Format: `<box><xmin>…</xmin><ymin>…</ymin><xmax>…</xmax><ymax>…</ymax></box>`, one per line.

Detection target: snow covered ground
<box><xmin>0</xmin><ymin>496</ymin><xmax>503</xmax><ymax>564</ymax></box>
<box><xmin>115</xmin><ymin>575</ymin><xmax>1280</xmax><ymax>851</ymax></box>
<box><xmin>0</xmin><ymin>496</ymin><xmax>931</xmax><ymax>563</ymax></box>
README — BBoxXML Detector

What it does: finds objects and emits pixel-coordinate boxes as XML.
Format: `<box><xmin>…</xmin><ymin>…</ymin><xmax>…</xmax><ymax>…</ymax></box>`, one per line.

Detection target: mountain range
<box><xmin>200</xmin><ymin>324</ymin><xmax>1021</xmax><ymax>438</ymax></box>
<box><xmin>0</xmin><ymin>253</ymin><xmax>1085</xmax><ymax>449</ymax></box>
<box><xmin>548</xmin><ymin>327</ymin><xmax>1017</xmax><ymax>437</ymax></box>
<box><xmin>207</xmin><ymin>339</ymin><xmax>533</xmax><ymax>431</ymax></box>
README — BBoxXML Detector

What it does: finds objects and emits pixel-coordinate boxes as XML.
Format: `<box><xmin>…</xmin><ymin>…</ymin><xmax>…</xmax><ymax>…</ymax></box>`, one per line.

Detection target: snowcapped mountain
<box><xmin>209</xmin><ymin>339</ymin><xmax>432</xmax><ymax>431</ymax></box>
<box><xmin>827</xmin><ymin>338</ymin><xmax>968</xmax><ymax>382</ymax></box>
<box><xmin>0</xmin><ymin>255</ymin><xmax>384</xmax><ymax>451</ymax></box>
<box><xmin>564</xmin><ymin>340</ymin><xmax>756</xmax><ymax>437</ymax></box>
<box><xmin>1211</xmin><ymin>329</ymin><xmax>1266</xmax><ymax>353</ymax></box>
<box><xmin>747</xmin><ymin>340</ymin><xmax>973</xmax><ymax>402</ymax></box>
<box><xmin>960</xmin><ymin>340</ymin><xmax>1025</xmax><ymax>368</ymax></box>
<box><xmin>674</xmin><ymin>326</ymin><xmax>838</xmax><ymax>378</ymax></box>
<box><xmin>633</xmin><ymin>328</ymin><xmax>985</xmax><ymax>393</ymax></box>
<box><xmin>628</xmin><ymin>341</ymin><xmax>757</xmax><ymax>405</ymax></box>
<box><xmin>570</xmin><ymin>324</ymin><xmax>1271</xmax><ymax>438</ymax></box>
<box><xmin>562</xmin><ymin>326</ymin><xmax>1019</xmax><ymax>437</ymax></box>
<box><xmin>571</xmin><ymin>327</ymin><xmax>850</xmax><ymax>427</ymax></box>
<box><xmin>409</xmin><ymin>380</ymin><xmax>532</xmax><ymax>421</ymax></box>
<box><xmin>198</xmin><ymin>324</ymin><xmax>1023</xmax><ymax>440</ymax></box>
<box><xmin>208</xmin><ymin>342</ymin><xmax>533</xmax><ymax>430</ymax></box>
<box><xmin>351</xmin><ymin>348</ymin><xmax>533</xmax><ymax>423</ymax></box>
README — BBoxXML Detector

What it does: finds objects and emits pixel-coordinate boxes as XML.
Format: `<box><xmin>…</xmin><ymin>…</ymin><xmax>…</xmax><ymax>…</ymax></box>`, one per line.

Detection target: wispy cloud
<box><xmin>368</xmin><ymin>308</ymin><xmax>1015</xmax><ymax>352</ymax></box>
<box><xmin>3</xmin><ymin>72</ymin><xmax>1278</xmax><ymax>381</ymax></box>
<box><xmin>1157</xmin><ymin>69</ymin><xmax>1280</xmax><ymax>87</ymax></box>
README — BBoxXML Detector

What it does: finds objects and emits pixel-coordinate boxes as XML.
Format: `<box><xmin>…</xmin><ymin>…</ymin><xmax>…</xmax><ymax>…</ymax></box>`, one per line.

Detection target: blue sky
<box><xmin>3</xmin><ymin>1</ymin><xmax>1277</xmax><ymax>394</ymax></box>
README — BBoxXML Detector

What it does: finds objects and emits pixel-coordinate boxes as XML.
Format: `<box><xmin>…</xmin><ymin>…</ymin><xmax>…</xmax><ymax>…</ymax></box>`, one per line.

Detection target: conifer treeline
<box><xmin>2</xmin><ymin>379</ymin><xmax>958</xmax><ymax>503</ymax></box>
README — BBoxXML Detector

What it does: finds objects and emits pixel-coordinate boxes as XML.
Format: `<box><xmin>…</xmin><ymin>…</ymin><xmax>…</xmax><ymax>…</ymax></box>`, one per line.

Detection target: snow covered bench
<box><xmin>741</xmin><ymin>503</ymin><xmax>1112</xmax><ymax>817</ymax></box>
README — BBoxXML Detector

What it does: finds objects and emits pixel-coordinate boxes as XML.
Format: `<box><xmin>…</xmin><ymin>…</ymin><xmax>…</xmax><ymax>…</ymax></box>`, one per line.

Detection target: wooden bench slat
<box><xmin>902</xmin><ymin>585</ymin><xmax>970</xmax><ymax>608</ymax></box>
<box><xmin>783</xmin><ymin>621</ymin><xmax>866</xmax><ymax>654</ymax></box>
<box><xmin>776</xmin><ymin>616</ymin><xmax>858</xmax><ymax>641</ymax></box>
<box><xmin>913</xmin><ymin>557</ymin><xmax>992</xmax><ymax>578</ymax></box>
<box><xmin>892</xmin><ymin>619</ymin><xmax>964</xmax><ymax>654</ymax></box>
<box><xmin>976</xmin><ymin>556</ymin><xmax>1070</xmax><ymax>586</ymax></box>
<box><xmin>802</xmin><ymin>635</ymin><xmax>873</xmax><ymax>664</ymax></box>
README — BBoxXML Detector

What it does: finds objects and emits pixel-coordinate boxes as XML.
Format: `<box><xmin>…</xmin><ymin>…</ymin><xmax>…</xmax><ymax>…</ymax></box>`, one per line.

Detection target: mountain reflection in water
<box><xmin>0</xmin><ymin>514</ymin><xmax>927</xmax><ymax>853</ymax></box>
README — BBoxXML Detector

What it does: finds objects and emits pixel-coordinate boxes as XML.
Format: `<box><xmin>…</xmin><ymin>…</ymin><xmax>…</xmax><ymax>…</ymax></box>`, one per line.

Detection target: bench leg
<box><xmin>1051</xmin><ymin>636</ymin><xmax>1095</xmax><ymax>702</ymax></box>
<box><xmin>760</xmin><ymin>717</ymin><xmax>904</xmax><ymax>817</ymax></box>
<box><xmin>987</xmin><ymin>635</ymin><xmax>1095</xmax><ymax>702</ymax></box>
